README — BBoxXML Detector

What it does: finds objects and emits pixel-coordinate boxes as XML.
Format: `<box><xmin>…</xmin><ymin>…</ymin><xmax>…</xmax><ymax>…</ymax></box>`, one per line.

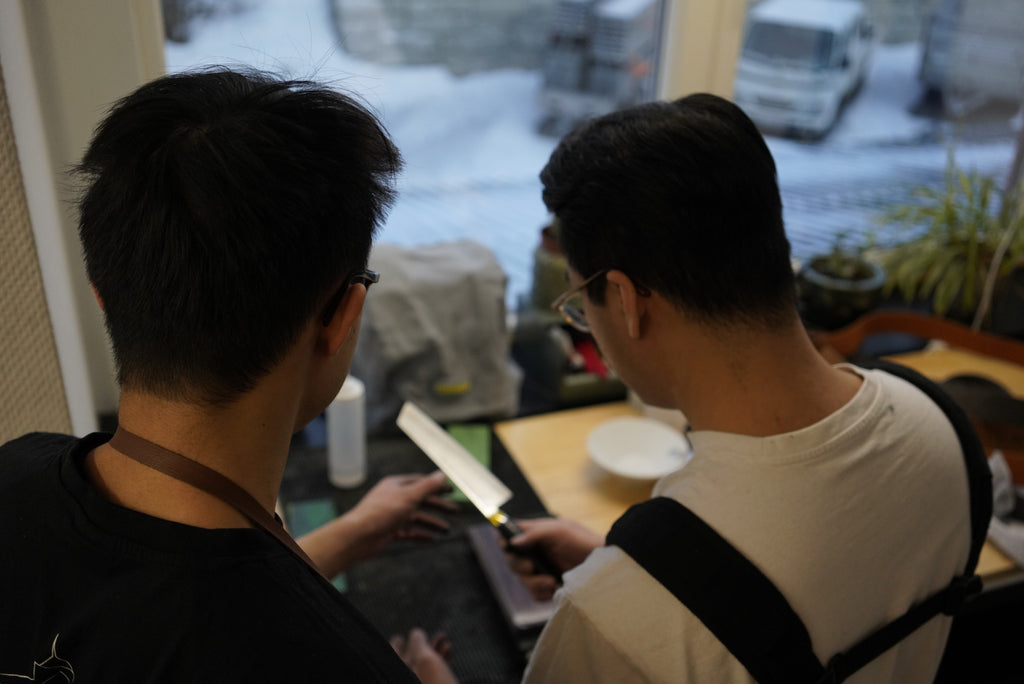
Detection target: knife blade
<box><xmin>396</xmin><ymin>401</ymin><xmax>562</xmax><ymax>579</ymax></box>
<box><xmin>397</xmin><ymin>401</ymin><xmax>512</xmax><ymax>520</ymax></box>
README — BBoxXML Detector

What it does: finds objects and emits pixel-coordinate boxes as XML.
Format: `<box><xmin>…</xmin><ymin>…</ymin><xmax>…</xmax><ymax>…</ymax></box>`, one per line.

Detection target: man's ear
<box><xmin>319</xmin><ymin>284</ymin><xmax>367</xmax><ymax>356</ymax></box>
<box><xmin>606</xmin><ymin>270</ymin><xmax>645</xmax><ymax>339</ymax></box>
<box><xmin>90</xmin><ymin>283</ymin><xmax>105</xmax><ymax>312</ymax></box>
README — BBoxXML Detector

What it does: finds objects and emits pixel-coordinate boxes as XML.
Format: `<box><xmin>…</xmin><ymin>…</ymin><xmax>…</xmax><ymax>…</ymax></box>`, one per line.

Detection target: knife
<box><xmin>397</xmin><ymin>401</ymin><xmax>562</xmax><ymax>580</ymax></box>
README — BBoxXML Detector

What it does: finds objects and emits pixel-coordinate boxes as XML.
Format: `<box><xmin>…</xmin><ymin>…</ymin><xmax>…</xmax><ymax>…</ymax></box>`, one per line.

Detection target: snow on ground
<box><xmin>163</xmin><ymin>0</ymin><xmax>553</xmax><ymax>189</ymax></box>
<box><xmin>830</xmin><ymin>42</ymin><xmax>930</xmax><ymax>145</ymax></box>
<box><xmin>165</xmin><ymin>0</ymin><xmax>1017</xmax><ymax>304</ymax></box>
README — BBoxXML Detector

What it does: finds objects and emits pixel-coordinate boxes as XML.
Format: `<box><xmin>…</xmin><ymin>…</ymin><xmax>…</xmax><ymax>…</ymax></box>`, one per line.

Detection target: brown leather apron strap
<box><xmin>108</xmin><ymin>427</ymin><xmax>328</xmax><ymax>581</ymax></box>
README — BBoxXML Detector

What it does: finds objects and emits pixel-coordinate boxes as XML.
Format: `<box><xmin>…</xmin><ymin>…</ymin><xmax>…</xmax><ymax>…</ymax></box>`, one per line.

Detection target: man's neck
<box><xmin>670</xmin><ymin>319</ymin><xmax>863</xmax><ymax>437</ymax></box>
<box><xmin>86</xmin><ymin>388</ymin><xmax>299</xmax><ymax>529</ymax></box>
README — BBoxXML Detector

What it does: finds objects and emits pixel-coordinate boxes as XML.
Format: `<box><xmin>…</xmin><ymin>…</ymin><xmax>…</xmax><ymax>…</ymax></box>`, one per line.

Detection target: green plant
<box><xmin>799</xmin><ymin>230</ymin><xmax>886</xmax><ymax>329</ymax></box>
<box><xmin>878</xmin><ymin>154</ymin><xmax>1024</xmax><ymax>326</ymax></box>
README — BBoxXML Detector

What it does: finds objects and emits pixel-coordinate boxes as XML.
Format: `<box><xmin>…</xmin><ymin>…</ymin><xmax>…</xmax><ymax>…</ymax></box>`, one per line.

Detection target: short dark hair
<box><xmin>540</xmin><ymin>93</ymin><xmax>796</xmax><ymax>328</ymax></box>
<box><xmin>76</xmin><ymin>68</ymin><xmax>402</xmax><ymax>403</ymax></box>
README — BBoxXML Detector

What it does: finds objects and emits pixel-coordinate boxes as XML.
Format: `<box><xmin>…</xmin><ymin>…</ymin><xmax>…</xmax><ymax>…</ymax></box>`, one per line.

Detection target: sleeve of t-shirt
<box><xmin>522</xmin><ymin>589</ymin><xmax>650</xmax><ymax>684</ymax></box>
<box><xmin>521</xmin><ymin>546</ymin><xmax>754</xmax><ymax>684</ymax></box>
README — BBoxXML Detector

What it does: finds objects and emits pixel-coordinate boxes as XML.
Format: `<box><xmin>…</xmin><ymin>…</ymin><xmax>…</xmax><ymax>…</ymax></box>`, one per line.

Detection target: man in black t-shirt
<box><xmin>0</xmin><ymin>69</ymin><xmax>455</xmax><ymax>683</ymax></box>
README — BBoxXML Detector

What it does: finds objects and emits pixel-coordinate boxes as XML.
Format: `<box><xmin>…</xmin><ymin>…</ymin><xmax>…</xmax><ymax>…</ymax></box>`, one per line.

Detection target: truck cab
<box><xmin>733</xmin><ymin>0</ymin><xmax>874</xmax><ymax>139</ymax></box>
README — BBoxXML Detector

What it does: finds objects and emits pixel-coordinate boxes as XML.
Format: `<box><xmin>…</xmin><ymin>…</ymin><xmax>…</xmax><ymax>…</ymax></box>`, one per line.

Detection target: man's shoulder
<box><xmin>1</xmin><ymin>431</ymin><xmax>78</xmax><ymax>454</ymax></box>
<box><xmin>863</xmin><ymin>365</ymin><xmax>968</xmax><ymax>455</ymax></box>
<box><xmin>561</xmin><ymin>545</ymin><xmax>678</xmax><ymax>620</ymax></box>
<box><xmin>193</xmin><ymin>582</ymin><xmax>413</xmax><ymax>680</ymax></box>
<box><xmin>206</xmin><ymin>559</ymin><xmax>411</xmax><ymax>668</ymax></box>
<box><xmin>187</xmin><ymin>573</ymin><xmax>417</xmax><ymax>682</ymax></box>
<box><xmin>4</xmin><ymin>594</ymin><xmax>415</xmax><ymax>683</ymax></box>
<box><xmin>0</xmin><ymin>545</ymin><xmax>415</xmax><ymax>682</ymax></box>
<box><xmin>533</xmin><ymin>545</ymin><xmax>751</xmax><ymax>683</ymax></box>
<box><xmin>0</xmin><ymin>432</ymin><xmax>79</xmax><ymax>481</ymax></box>
<box><xmin>859</xmin><ymin>363</ymin><xmax>952</xmax><ymax>418</ymax></box>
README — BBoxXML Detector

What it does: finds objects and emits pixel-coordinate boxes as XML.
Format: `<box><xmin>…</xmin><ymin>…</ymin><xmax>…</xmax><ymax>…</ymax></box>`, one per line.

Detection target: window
<box><xmin>743</xmin><ymin>22</ymin><xmax>836</xmax><ymax>70</ymax></box>
<box><xmin>163</xmin><ymin>0</ymin><xmax>666</xmax><ymax>309</ymax></box>
<box><xmin>164</xmin><ymin>0</ymin><xmax>1023</xmax><ymax>312</ymax></box>
<box><xmin>734</xmin><ymin>0</ymin><xmax>1021</xmax><ymax>268</ymax></box>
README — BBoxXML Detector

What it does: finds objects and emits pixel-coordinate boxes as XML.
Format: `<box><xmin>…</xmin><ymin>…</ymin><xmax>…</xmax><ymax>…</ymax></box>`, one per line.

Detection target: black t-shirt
<box><xmin>0</xmin><ymin>432</ymin><xmax>418</xmax><ymax>683</ymax></box>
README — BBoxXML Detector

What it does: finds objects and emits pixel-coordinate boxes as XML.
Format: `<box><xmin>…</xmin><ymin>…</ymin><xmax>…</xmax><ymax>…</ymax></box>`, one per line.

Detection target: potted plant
<box><xmin>877</xmin><ymin>153</ymin><xmax>1024</xmax><ymax>337</ymax></box>
<box><xmin>798</xmin><ymin>230</ymin><xmax>887</xmax><ymax>330</ymax></box>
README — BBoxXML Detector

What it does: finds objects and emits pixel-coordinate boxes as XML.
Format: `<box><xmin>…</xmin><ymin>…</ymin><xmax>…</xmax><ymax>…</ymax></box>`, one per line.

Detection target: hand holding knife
<box><xmin>396</xmin><ymin>402</ymin><xmax>562</xmax><ymax>581</ymax></box>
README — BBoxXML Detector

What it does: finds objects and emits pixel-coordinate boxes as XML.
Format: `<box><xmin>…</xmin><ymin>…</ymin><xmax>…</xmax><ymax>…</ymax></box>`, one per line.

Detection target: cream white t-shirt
<box><xmin>523</xmin><ymin>367</ymin><xmax>971</xmax><ymax>684</ymax></box>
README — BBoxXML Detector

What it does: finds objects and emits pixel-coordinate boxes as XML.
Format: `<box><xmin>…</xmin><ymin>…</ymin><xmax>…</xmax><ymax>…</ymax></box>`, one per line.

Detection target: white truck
<box><xmin>538</xmin><ymin>0</ymin><xmax>664</xmax><ymax>136</ymax></box>
<box><xmin>919</xmin><ymin>0</ymin><xmax>1024</xmax><ymax>112</ymax></box>
<box><xmin>733</xmin><ymin>0</ymin><xmax>874</xmax><ymax>139</ymax></box>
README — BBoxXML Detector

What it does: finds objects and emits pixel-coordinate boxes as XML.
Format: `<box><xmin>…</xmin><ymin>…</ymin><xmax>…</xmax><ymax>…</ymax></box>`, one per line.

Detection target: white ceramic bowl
<box><xmin>586</xmin><ymin>416</ymin><xmax>692</xmax><ymax>481</ymax></box>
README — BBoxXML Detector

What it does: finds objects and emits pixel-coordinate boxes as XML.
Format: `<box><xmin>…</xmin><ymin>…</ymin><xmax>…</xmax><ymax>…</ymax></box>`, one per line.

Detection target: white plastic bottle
<box><xmin>326</xmin><ymin>376</ymin><xmax>367</xmax><ymax>488</ymax></box>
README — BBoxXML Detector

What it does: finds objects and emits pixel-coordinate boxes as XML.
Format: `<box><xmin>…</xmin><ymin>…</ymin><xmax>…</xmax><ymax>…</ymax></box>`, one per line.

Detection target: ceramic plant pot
<box><xmin>799</xmin><ymin>257</ymin><xmax>886</xmax><ymax>330</ymax></box>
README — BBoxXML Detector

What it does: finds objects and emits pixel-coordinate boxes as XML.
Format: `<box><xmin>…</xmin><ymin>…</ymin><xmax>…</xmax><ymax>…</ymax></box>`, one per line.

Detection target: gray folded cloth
<box><xmin>351</xmin><ymin>240</ymin><xmax>522</xmax><ymax>434</ymax></box>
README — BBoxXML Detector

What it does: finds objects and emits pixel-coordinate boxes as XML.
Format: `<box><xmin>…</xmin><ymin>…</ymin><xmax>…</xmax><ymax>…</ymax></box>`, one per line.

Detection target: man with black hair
<box><xmin>506</xmin><ymin>94</ymin><xmax>975</xmax><ymax>683</ymax></box>
<box><xmin>0</xmin><ymin>69</ymin><xmax>455</xmax><ymax>683</ymax></box>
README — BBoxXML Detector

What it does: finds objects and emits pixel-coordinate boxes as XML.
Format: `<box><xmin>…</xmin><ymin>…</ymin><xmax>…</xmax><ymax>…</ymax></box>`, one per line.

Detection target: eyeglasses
<box><xmin>550</xmin><ymin>269</ymin><xmax>609</xmax><ymax>333</ymax></box>
<box><xmin>321</xmin><ymin>269</ymin><xmax>380</xmax><ymax>326</ymax></box>
<box><xmin>551</xmin><ymin>269</ymin><xmax>652</xmax><ymax>333</ymax></box>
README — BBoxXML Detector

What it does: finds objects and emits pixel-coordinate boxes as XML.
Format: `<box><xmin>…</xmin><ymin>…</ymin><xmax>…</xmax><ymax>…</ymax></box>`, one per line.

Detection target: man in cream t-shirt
<box><xmin>505</xmin><ymin>94</ymin><xmax>972</xmax><ymax>684</ymax></box>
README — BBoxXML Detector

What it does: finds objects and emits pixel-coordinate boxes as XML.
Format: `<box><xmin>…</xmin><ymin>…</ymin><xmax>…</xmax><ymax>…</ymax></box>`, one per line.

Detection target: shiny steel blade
<box><xmin>397</xmin><ymin>402</ymin><xmax>512</xmax><ymax>520</ymax></box>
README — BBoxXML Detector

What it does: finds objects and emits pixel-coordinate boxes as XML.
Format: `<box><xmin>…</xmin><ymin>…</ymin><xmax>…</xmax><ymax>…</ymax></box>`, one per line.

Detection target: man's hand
<box><xmin>504</xmin><ymin>517</ymin><xmax>602</xmax><ymax>601</ymax></box>
<box><xmin>346</xmin><ymin>472</ymin><xmax>456</xmax><ymax>551</ymax></box>
<box><xmin>297</xmin><ymin>472</ymin><xmax>456</xmax><ymax>577</ymax></box>
<box><xmin>390</xmin><ymin>628</ymin><xmax>457</xmax><ymax>684</ymax></box>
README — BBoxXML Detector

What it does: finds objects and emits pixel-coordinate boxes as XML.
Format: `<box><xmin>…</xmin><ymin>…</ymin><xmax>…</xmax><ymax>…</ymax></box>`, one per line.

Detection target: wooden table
<box><xmin>495</xmin><ymin>348</ymin><xmax>1023</xmax><ymax>585</ymax></box>
<box><xmin>885</xmin><ymin>346</ymin><xmax>1024</xmax><ymax>400</ymax></box>
<box><xmin>495</xmin><ymin>401</ymin><xmax>649</xmax><ymax>537</ymax></box>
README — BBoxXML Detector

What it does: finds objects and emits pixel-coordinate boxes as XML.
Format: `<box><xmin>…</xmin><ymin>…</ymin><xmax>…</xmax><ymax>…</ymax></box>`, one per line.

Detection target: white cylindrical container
<box><xmin>327</xmin><ymin>376</ymin><xmax>366</xmax><ymax>488</ymax></box>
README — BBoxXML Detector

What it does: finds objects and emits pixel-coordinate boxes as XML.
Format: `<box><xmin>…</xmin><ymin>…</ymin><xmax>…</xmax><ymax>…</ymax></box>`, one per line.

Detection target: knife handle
<box><xmin>495</xmin><ymin>515</ymin><xmax>563</xmax><ymax>583</ymax></box>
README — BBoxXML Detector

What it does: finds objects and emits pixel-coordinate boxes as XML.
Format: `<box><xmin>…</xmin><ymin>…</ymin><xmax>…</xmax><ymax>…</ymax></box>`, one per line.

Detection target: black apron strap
<box><xmin>606</xmin><ymin>361</ymin><xmax>991</xmax><ymax>684</ymax></box>
<box><xmin>818</xmin><ymin>573</ymin><xmax>981</xmax><ymax>684</ymax></box>
<box><xmin>856</xmin><ymin>359</ymin><xmax>992</xmax><ymax>575</ymax></box>
<box><xmin>607</xmin><ymin>497</ymin><xmax>826</xmax><ymax>684</ymax></box>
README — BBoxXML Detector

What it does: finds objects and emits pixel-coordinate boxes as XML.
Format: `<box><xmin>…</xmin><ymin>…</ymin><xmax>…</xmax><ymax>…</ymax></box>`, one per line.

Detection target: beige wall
<box><xmin>658</xmin><ymin>0</ymin><xmax>748</xmax><ymax>100</ymax></box>
<box><xmin>0</xmin><ymin>60</ymin><xmax>72</xmax><ymax>441</ymax></box>
<box><xmin>1</xmin><ymin>0</ymin><xmax>165</xmax><ymax>424</ymax></box>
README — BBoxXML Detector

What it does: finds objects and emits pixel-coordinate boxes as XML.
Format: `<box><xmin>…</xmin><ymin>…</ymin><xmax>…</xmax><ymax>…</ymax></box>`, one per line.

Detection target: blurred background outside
<box><xmin>161</xmin><ymin>0</ymin><xmax>1023</xmax><ymax>308</ymax></box>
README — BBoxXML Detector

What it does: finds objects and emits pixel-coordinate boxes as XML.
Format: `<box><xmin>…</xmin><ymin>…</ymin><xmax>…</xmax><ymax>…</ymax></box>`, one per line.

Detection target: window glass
<box><xmin>164</xmin><ymin>0</ymin><xmax>1023</xmax><ymax>316</ymax></box>
<box><xmin>735</xmin><ymin>0</ymin><xmax>1021</xmax><ymax>273</ymax></box>
<box><xmin>744</xmin><ymin>22</ymin><xmax>836</xmax><ymax>70</ymax></box>
<box><xmin>163</xmin><ymin>0</ymin><xmax>666</xmax><ymax>308</ymax></box>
